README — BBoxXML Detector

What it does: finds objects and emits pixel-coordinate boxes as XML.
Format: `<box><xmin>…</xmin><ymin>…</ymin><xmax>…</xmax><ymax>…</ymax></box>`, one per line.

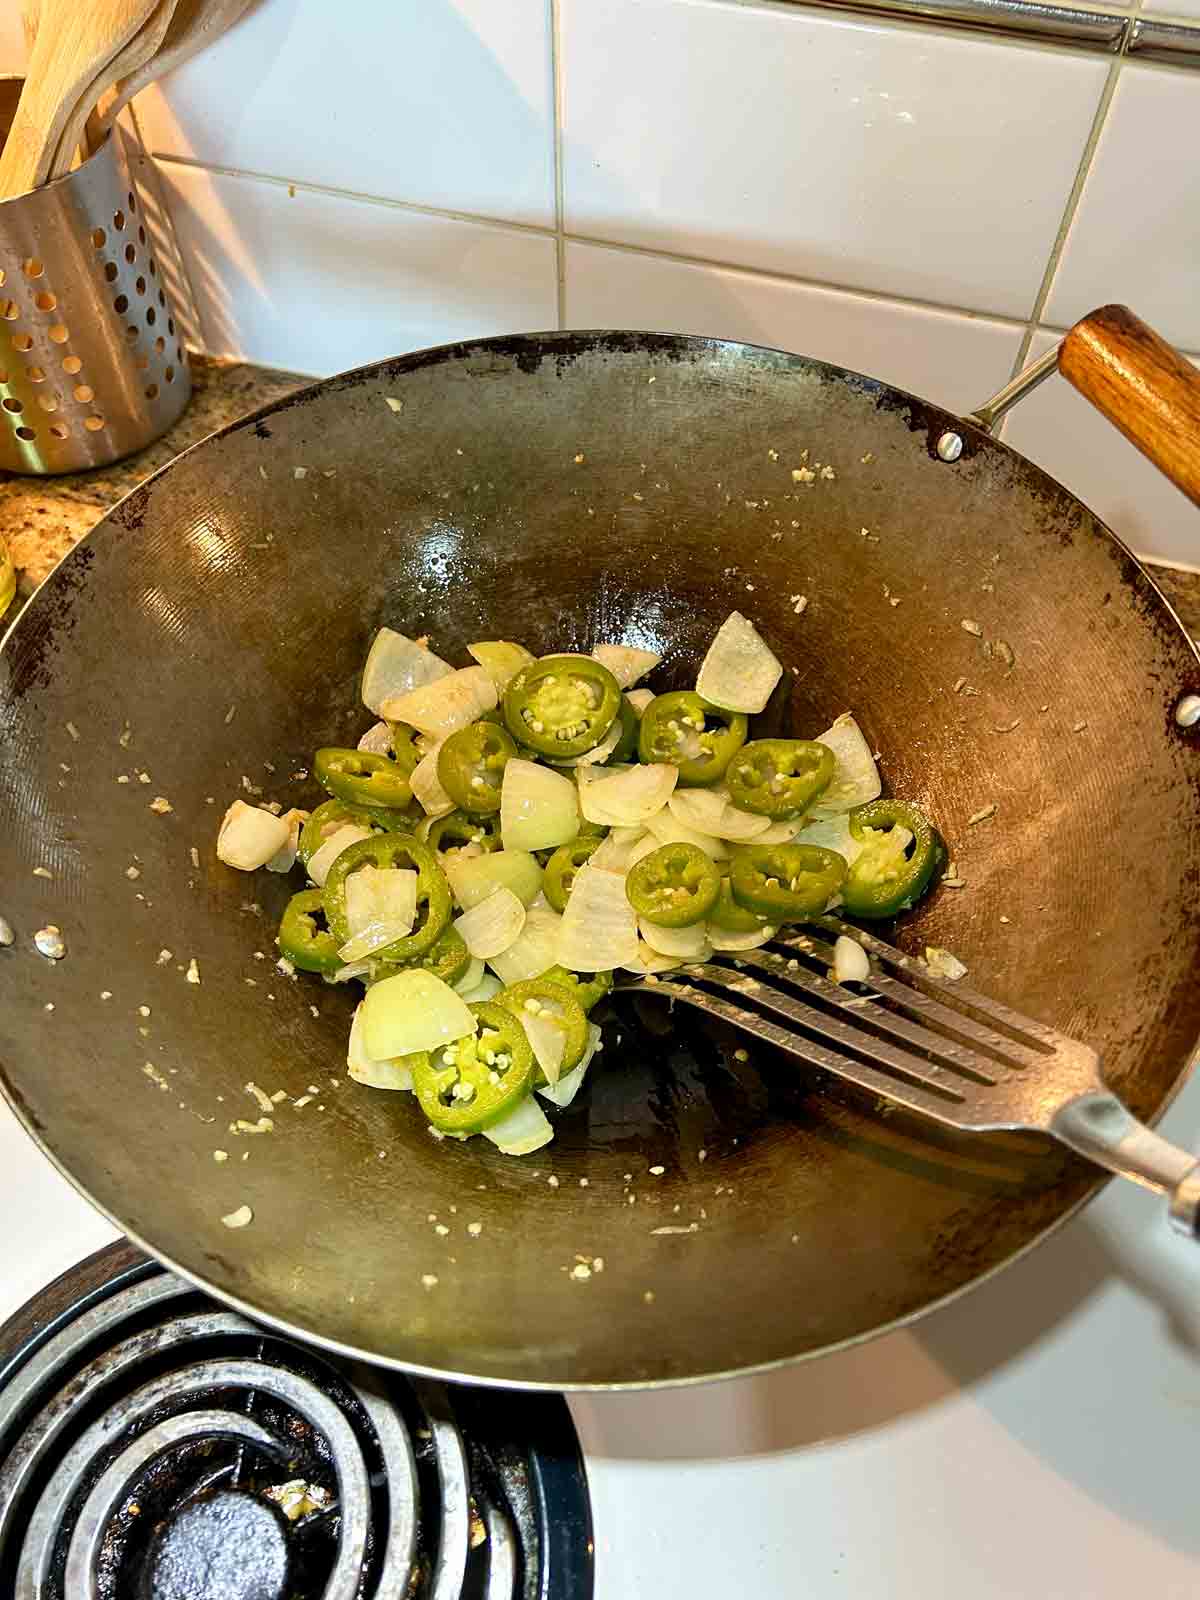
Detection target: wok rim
<box><xmin>3</xmin><ymin>328</ymin><xmax>1198</xmax><ymax>1391</ymax></box>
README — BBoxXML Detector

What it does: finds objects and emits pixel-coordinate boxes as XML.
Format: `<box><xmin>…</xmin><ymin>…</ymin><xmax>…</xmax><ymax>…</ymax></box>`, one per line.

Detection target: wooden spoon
<box><xmin>49</xmin><ymin>0</ymin><xmax>180</xmax><ymax>179</ymax></box>
<box><xmin>19</xmin><ymin>0</ymin><xmax>39</xmax><ymax>55</ymax></box>
<box><xmin>0</xmin><ymin>0</ymin><xmax>160</xmax><ymax>195</ymax></box>
<box><xmin>92</xmin><ymin>0</ymin><xmax>255</xmax><ymax>143</ymax></box>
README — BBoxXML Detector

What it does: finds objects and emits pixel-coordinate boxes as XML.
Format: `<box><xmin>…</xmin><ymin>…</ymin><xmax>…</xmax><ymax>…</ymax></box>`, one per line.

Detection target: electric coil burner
<box><xmin>0</xmin><ymin>1241</ymin><xmax>592</xmax><ymax>1598</ymax></box>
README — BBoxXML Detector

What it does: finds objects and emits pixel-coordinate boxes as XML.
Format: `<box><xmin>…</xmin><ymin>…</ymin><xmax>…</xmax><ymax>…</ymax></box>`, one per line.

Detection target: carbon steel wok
<box><xmin>2</xmin><ymin>310</ymin><xmax>1199</xmax><ymax>1391</ymax></box>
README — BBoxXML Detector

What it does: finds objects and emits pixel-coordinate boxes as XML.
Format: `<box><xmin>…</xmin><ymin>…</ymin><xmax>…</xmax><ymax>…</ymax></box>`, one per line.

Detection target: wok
<box><xmin>2</xmin><ymin>308</ymin><xmax>1199</xmax><ymax>1390</ymax></box>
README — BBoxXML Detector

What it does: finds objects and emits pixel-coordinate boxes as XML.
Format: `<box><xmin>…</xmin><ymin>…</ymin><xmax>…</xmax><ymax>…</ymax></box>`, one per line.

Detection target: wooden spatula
<box><xmin>49</xmin><ymin>0</ymin><xmax>180</xmax><ymax>179</ymax></box>
<box><xmin>0</xmin><ymin>0</ymin><xmax>160</xmax><ymax>196</ymax></box>
<box><xmin>91</xmin><ymin>0</ymin><xmax>255</xmax><ymax>144</ymax></box>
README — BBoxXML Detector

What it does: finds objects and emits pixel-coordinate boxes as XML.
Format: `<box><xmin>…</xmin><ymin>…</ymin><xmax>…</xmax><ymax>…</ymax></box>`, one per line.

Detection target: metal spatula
<box><xmin>621</xmin><ymin>918</ymin><xmax>1200</xmax><ymax>1236</ymax></box>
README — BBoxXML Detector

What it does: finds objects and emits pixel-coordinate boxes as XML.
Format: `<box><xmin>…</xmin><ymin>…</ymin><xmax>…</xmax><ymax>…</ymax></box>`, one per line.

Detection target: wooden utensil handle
<box><xmin>1060</xmin><ymin>305</ymin><xmax>1200</xmax><ymax>507</ymax></box>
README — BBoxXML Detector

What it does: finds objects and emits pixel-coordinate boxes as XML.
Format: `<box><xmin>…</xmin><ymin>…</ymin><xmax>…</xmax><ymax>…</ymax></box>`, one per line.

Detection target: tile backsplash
<box><xmin>3</xmin><ymin>0</ymin><xmax>1198</xmax><ymax>568</ymax></box>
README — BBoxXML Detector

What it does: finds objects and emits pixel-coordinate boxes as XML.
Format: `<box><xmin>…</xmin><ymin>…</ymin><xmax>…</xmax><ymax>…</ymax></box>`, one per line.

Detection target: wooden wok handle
<box><xmin>1059</xmin><ymin>305</ymin><xmax>1200</xmax><ymax>507</ymax></box>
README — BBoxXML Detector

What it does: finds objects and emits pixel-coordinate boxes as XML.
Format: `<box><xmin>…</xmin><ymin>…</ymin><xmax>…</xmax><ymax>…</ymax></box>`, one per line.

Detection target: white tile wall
<box><xmin>559</xmin><ymin>0</ymin><xmax>1108</xmax><ymax>319</ymax></box>
<box><xmin>565</xmin><ymin>242</ymin><xmax>1023</xmax><ymax>414</ymax></box>
<box><xmin>1003</xmin><ymin>331</ymin><xmax>1200</xmax><ymax>570</ymax></box>
<box><xmin>1045</xmin><ymin>63</ymin><xmax>1200</xmax><ymax>352</ymax></box>
<box><xmin>3</xmin><ymin>0</ymin><xmax>1198</xmax><ymax>565</ymax></box>
<box><xmin>133</xmin><ymin>0</ymin><xmax>556</xmax><ymax>228</ymax></box>
<box><xmin>156</xmin><ymin>165</ymin><xmax>558</xmax><ymax>374</ymax></box>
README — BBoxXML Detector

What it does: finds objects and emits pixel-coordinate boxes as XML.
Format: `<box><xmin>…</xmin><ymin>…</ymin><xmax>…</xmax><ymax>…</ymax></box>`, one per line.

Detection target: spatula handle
<box><xmin>1059</xmin><ymin>305</ymin><xmax>1200</xmax><ymax>510</ymax></box>
<box><xmin>1051</xmin><ymin>1089</ymin><xmax>1200</xmax><ymax>1238</ymax></box>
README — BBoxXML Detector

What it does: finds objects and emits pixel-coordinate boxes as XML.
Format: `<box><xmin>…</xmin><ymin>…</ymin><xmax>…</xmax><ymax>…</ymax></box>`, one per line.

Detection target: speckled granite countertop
<box><xmin>2</xmin><ymin>353</ymin><xmax>1198</xmax><ymax>637</ymax></box>
<box><xmin>2</xmin><ymin>356</ymin><xmax>306</xmax><ymax>600</ymax></box>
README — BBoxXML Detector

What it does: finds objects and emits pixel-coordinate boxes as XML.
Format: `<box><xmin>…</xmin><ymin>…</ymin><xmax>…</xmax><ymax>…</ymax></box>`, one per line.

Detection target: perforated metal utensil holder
<box><xmin>0</xmin><ymin>113</ymin><xmax>193</xmax><ymax>474</ymax></box>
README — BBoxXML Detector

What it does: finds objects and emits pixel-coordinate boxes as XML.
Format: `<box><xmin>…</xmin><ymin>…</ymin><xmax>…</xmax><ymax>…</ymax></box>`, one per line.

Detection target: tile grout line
<box><xmin>1009</xmin><ymin>40</ymin><xmax>1128</xmax><ymax>379</ymax></box>
<box><xmin>149</xmin><ymin>151</ymin><xmax>1033</xmax><ymax>333</ymax></box>
<box><xmin>550</xmin><ymin>0</ymin><xmax>568</xmax><ymax>330</ymax></box>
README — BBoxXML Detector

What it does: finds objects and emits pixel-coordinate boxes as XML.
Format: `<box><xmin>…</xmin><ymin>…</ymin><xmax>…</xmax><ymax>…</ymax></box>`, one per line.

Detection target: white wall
<box><xmin>4</xmin><ymin>0</ymin><xmax>1199</xmax><ymax>568</ymax></box>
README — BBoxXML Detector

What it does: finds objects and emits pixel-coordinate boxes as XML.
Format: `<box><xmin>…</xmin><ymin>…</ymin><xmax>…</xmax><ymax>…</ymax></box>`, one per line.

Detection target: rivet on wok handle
<box><xmin>1176</xmin><ymin>694</ymin><xmax>1200</xmax><ymax>729</ymax></box>
<box><xmin>935</xmin><ymin>431</ymin><xmax>963</xmax><ymax>462</ymax></box>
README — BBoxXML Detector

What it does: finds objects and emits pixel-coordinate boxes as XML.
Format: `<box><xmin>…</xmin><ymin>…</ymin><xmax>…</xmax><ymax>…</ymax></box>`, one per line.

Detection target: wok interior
<box><xmin>2</xmin><ymin>333</ymin><xmax>1198</xmax><ymax>1388</ymax></box>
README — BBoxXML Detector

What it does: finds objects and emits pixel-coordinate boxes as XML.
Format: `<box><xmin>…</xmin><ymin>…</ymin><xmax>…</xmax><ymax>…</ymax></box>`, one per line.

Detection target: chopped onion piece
<box><xmin>695</xmin><ymin>611</ymin><xmax>783</xmax><ymax>714</ymax></box>
<box><xmin>519</xmin><ymin>1007</ymin><xmax>566</xmax><ymax>1084</ymax></box>
<box><xmin>501</xmin><ymin>760</ymin><xmax>580</xmax><ymax>851</ymax></box>
<box><xmin>444</xmin><ymin>849</ymin><xmax>544</xmax><ymax>910</ymax></box>
<box><xmin>381</xmin><ymin>665</ymin><xmax>497</xmax><ymax>739</ymax></box>
<box><xmin>666</xmin><ymin>788</ymin><xmax>727</xmax><ymax>834</ymax></box>
<box><xmin>345</xmin><ymin>865</ymin><xmax>417</xmax><ymax>938</ymax></box>
<box><xmin>265</xmin><ymin>807</ymin><xmax>307</xmax><ymax>874</ymax></box>
<box><xmin>333</xmin><ymin>961</ymin><xmax>372</xmax><ymax>983</ymax></box>
<box><xmin>307</xmin><ymin>824</ymin><xmax>373</xmax><ymax>887</ymax></box>
<box><xmin>482</xmin><ymin>1094</ymin><xmax>554</xmax><ymax>1155</ymax></box>
<box><xmin>488</xmin><ymin>903</ymin><xmax>562</xmax><ymax>984</ymax></box>
<box><xmin>638</xmin><ymin>917</ymin><xmax>712</xmax><ymax>960</ymax></box>
<box><xmin>453</xmin><ymin>955</ymin><xmax>485</xmax><ymax>994</ymax></box>
<box><xmin>795</xmin><ymin>812</ymin><xmax>861</xmax><ymax>865</ymax></box>
<box><xmin>625</xmin><ymin>831</ymin><xmax>664</xmax><ymax>870</ymax></box>
<box><xmin>457</xmin><ymin>973</ymin><xmax>503</xmax><ymax>1004</ymax></box>
<box><xmin>592</xmin><ymin>642</ymin><xmax>662</xmax><ymax>688</ymax></box>
<box><xmin>644</xmin><ymin>806</ymin><xmax>727</xmax><ymax>859</ymax></box>
<box><xmin>454</xmin><ymin>886</ymin><xmax>526</xmax><ymax>959</ymax></box>
<box><xmin>339</xmin><ymin>865</ymin><xmax>418</xmax><ymax>959</ymax></box>
<box><xmin>553</xmin><ymin>715</ymin><xmax>624</xmax><ymax>767</ymax></box>
<box><xmin>539</xmin><ymin>1022</ymin><xmax>602</xmax><ymax>1108</ymax></box>
<box><xmin>706</xmin><ymin>923</ymin><xmax>777</xmax><ymax>952</ymax></box>
<box><xmin>754</xmin><ymin>818</ymin><xmax>804</xmax><ymax>844</ymax></box>
<box><xmin>467</xmin><ymin>639</ymin><xmax>534</xmax><ymax>689</ymax></box>
<box><xmin>812</xmin><ymin>713</ymin><xmax>882</xmax><ymax>815</ymax></box>
<box><xmin>578</xmin><ymin>762</ymin><xmax>677</xmax><ymax>826</ymax></box>
<box><xmin>557</xmin><ymin>866</ymin><xmax>639</xmax><ymax>971</ymax></box>
<box><xmin>410</xmin><ymin>741</ymin><xmax>454</xmax><ymax>818</ymax></box>
<box><xmin>625</xmin><ymin>688</ymin><xmax>655</xmax><ymax>716</ymax></box>
<box><xmin>217</xmin><ymin>801</ymin><xmax>291</xmax><ymax>871</ymax></box>
<box><xmin>588</xmin><ymin>825</ymin><xmax>646</xmax><ymax>872</ymax></box>
<box><xmin>620</xmin><ymin>940</ymin><xmax>682</xmax><ymax>974</ymax></box>
<box><xmin>361</xmin><ymin>970</ymin><xmax>475</xmax><ymax>1058</ymax></box>
<box><xmin>669</xmin><ymin>788</ymin><xmax>772</xmax><ymax>842</ymax></box>
<box><xmin>924</xmin><ymin>945</ymin><xmax>968</xmax><ymax>981</ymax></box>
<box><xmin>361</xmin><ymin>627</ymin><xmax>451</xmax><ymax>715</ymax></box>
<box><xmin>347</xmin><ymin>1003</ymin><xmax>414</xmax><ymax>1091</ymax></box>
<box><xmin>833</xmin><ymin>934</ymin><xmax>871</xmax><ymax>984</ymax></box>
<box><xmin>357</xmin><ymin>719</ymin><xmax>394</xmax><ymax>755</ymax></box>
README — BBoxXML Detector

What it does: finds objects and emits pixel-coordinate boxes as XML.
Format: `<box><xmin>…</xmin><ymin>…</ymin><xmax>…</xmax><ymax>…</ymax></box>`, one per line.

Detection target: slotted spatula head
<box><xmin>0</xmin><ymin>0</ymin><xmax>159</xmax><ymax>196</ymax></box>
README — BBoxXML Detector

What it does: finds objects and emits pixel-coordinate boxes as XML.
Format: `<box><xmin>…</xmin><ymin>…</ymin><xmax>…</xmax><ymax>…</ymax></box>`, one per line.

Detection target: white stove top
<box><xmin>4</xmin><ymin>1073</ymin><xmax>1200</xmax><ymax>1600</ymax></box>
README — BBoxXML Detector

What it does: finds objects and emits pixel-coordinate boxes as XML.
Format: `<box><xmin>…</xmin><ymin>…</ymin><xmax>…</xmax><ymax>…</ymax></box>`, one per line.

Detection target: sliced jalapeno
<box><xmin>543</xmin><ymin>836</ymin><xmax>603</xmax><ymax>913</ymax></box>
<box><xmin>276</xmin><ymin>888</ymin><xmax>342</xmax><ymax>974</ymax></box>
<box><xmin>626</xmin><ymin>841</ymin><xmax>721</xmax><ymax>928</ymax></box>
<box><xmin>842</xmin><ymin>799</ymin><xmax>943</xmax><ymax>919</ymax></box>
<box><xmin>503</xmin><ymin>654</ymin><xmax>621</xmax><ymax>759</ymax></box>
<box><xmin>322</xmin><ymin>833</ymin><xmax>451</xmax><ymax>963</ymax></box>
<box><xmin>413</xmin><ymin>1001</ymin><xmax>534</xmax><ymax>1135</ymax></box>
<box><xmin>709</xmin><ymin>875</ymin><xmax>772</xmax><ymax>933</ymax></box>
<box><xmin>726</xmin><ymin>739</ymin><xmax>834</xmax><ymax>819</ymax></box>
<box><xmin>367</xmin><ymin>924</ymin><xmax>471</xmax><ymax>987</ymax></box>
<box><xmin>729</xmin><ymin>841</ymin><xmax>846</xmax><ymax>921</ymax></box>
<box><xmin>437</xmin><ymin>721</ymin><xmax>517</xmax><ymax>815</ymax></box>
<box><xmin>609</xmin><ymin>695</ymin><xmax>641</xmax><ymax>764</ymax></box>
<box><xmin>425</xmin><ymin>810</ymin><xmax>501</xmax><ymax>856</ymax></box>
<box><xmin>386</xmin><ymin>722</ymin><xmax>421</xmax><ymax>776</ymax></box>
<box><xmin>541</xmin><ymin>964</ymin><xmax>613</xmax><ymax>1013</ymax></box>
<box><xmin>298</xmin><ymin>797</ymin><xmax>410</xmax><ymax>866</ymax></box>
<box><xmin>496</xmin><ymin>978</ymin><xmax>589</xmax><ymax>1076</ymax></box>
<box><xmin>315</xmin><ymin>747</ymin><xmax>413</xmax><ymax>810</ymax></box>
<box><xmin>638</xmin><ymin>690</ymin><xmax>748</xmax><ymax>787</ymax></box>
